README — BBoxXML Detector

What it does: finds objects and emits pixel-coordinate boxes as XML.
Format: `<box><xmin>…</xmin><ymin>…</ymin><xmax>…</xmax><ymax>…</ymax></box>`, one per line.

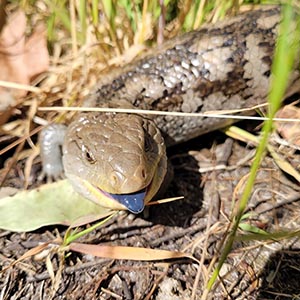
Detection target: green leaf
<box><xmin>239</xmin><ymin>223</ymin><xmax>268</xmax><ymax>235</ymax></box>
<box><xmin>0</xmin><ymin>180</ymin><xmax>113</xmax><ymax>232</ymax></box>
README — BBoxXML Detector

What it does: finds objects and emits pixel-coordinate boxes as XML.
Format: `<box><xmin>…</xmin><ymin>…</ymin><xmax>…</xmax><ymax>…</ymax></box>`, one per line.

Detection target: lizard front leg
<box><xmin>39</xmin><ymin>124</ymin><xmax>67</xmax><ymax>180</ymax></box>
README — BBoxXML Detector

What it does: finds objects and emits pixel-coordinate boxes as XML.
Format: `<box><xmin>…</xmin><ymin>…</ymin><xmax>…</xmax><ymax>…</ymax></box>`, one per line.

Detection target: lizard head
<box><xmin>62</xmin><ymin>113</ymin><xmax>167</xmax><ymax>213</ymax></box>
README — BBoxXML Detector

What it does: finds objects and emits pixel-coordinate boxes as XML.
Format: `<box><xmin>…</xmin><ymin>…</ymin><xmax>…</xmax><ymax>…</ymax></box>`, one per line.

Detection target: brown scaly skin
<box><xmin>63</xmin><ymin>113</ymin><xmax>167</xmax><ymax>213</ymax></box>
<box><xmin>41</xmin><ymin>6</ymin><xmax>300</xmax><ymax>213</ymax></box>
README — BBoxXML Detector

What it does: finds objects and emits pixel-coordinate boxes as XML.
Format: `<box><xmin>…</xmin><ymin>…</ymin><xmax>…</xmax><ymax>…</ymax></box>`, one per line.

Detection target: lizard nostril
<box><xmin>110</xmin><ymin>173</ymin><xmax>119</xmax><ymax>187</ymax></box>
<box><xmin>141</xmin><ymin>168</ymin><xmax>146</xmax><ymax>179</ymax></box>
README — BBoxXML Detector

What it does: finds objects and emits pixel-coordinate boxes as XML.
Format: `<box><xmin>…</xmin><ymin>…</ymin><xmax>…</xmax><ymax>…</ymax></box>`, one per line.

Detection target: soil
<box><xmin>1</xmin><ymin>125</ymin><xmax>300</xmax><ymax>300</ymax></box>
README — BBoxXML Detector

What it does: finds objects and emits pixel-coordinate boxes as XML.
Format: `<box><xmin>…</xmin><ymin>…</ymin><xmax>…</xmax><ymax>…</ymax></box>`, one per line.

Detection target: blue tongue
<box><xmin>110</xmin><ymin>189</ymin><xmax>146</xmax><ymax>214</ymax></box>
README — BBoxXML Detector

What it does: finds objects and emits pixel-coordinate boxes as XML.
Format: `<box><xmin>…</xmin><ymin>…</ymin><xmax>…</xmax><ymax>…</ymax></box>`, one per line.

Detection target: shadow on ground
<box><xmin>258</xmin><ymin>248</ymin><xmax>300</xmax><ymax>299</ymax></box>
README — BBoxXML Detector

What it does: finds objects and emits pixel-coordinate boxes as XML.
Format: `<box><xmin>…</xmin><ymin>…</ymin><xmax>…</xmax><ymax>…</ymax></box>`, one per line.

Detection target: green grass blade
<box><xmin>78</xmin><ymin>0</ymin><xmax>87</xmax><ymax>42</ymax></box>
<box><xmin>92</xmin><ymin>0</ymin><xmax>99</xmax><ymax>25</ymax></box>
<box><xmin>206</xmin><ymin>2</ymin><xmax>299</xmax><ymax>291</ymax></box>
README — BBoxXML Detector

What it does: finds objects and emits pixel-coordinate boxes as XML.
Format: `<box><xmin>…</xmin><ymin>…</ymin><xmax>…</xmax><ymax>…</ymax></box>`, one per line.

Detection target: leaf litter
<box><xmin>1</xmin><ymin>2</ymin><xmax>300</xmax><ymax>300</ymax></box>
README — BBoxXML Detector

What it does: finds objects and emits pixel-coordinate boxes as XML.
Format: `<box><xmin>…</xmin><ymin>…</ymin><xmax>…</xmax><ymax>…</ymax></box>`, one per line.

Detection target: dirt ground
<box><xmin>1</xmin><ymin>2</ymin><xmax>300</xmax><ymax>299</ymax></box>
<box><xmin>1</xmin><ymin>125</ymin><xmax>300</xmax><ymax>300</ymax></box>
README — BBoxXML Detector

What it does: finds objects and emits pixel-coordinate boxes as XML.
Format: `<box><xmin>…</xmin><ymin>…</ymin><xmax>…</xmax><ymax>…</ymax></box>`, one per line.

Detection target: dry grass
<box><xmin>1</xmin><ymin>1</ymin><xmax>300</xmax><ymax>300</ymax></box>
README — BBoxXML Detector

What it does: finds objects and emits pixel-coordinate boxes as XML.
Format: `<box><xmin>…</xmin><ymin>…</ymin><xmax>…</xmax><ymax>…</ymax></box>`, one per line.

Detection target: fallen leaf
<box><xmin>0</xmin><ymin>10</ymin><xmax>49</xmax><ymax>124</ymax></box>
<box><xmin>275</xmin><ymin>105</ymin><xmax>300</xmax><ymax>146</ymax></box>
<box><xmin>24</xmin><ymin>23</ymin><xmax>50</xmax><ymax>79</ymax></box>
<box><xmin>0</xmin><ymin>179</ymin><xmax>113</xmax><ymax>232</ymax></box>
<box><xmin>69</xmin><ymin>242</ymin><xmax>198</xmax><ymax>262</ymax></box>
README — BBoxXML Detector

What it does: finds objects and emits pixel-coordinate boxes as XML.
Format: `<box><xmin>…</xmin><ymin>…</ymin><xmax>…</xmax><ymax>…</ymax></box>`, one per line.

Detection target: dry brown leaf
<box><xmin>0</xmin><ymin>10</ymin><xmax>49</xmax><ymax>123</ymax></box>
<box><xmin>275</xmin><ymin>105</ymin><xmax>300</xmax><ymax>146</ymax></box>
<box><xmin>24</xmin><ymin>23</ymin><xmax>49</xmax><ymax>79</ymax></box>
<box><xmin>69</xmin><ymin>242</ymin><xmax>198</xmax><ymax>262</ymax></box>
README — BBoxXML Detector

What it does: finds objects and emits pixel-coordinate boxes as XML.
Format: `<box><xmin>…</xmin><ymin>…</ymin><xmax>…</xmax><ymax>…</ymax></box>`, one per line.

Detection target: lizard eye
<box><xmin>82</xmin><ymin>145</ymin><xmax>96</xmax><ymax>164</ymax></box>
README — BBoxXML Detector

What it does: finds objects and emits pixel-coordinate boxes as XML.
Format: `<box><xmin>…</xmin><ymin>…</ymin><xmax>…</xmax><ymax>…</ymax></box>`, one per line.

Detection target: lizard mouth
<box><xmin>87</xmin><ymin>175</ymin><xmax>158</xmax><ymax>213</ymax></box>
<box><xmin>68</xmin><ymin>172</ymin><xmax>158</xmax><ymax>213</ymax></box>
